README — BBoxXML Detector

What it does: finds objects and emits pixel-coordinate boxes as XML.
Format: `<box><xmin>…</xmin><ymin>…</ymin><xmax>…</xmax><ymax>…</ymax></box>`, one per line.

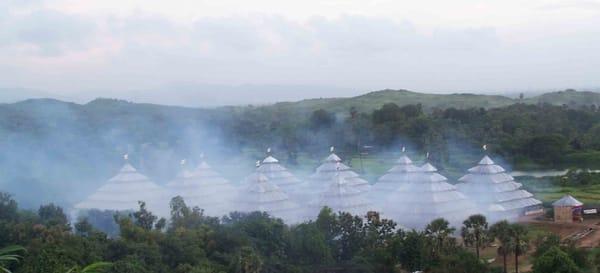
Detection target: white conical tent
<box><xmin>257</xmin><ymin>152</ymin><xmax>304</xmax><ymax>200</ymax></box>
<box><xmin>235</xmin><ymin>169</ymin><xmax>303</xmax><ymax>223</ymax></box>
<box><xmin>166</xmin><ymin>159</ymin><xmax>237</xmax><ymax>217</ymax></box>
<box><xmin>456</xmin><ymin>155</ymin><xmax>542</xmax><ymax>220</ymax></box>
<box><xmin>371</xmin><ymin>151</ymin><xmax>421</xmax><ymax>195</ymax></box>
<box><xmin>74</xmin><ymin>162</ymin><xmax>167</xmax><ymax>215</ymax></box>
<box><xmin>309</xmin><ymin>147</ymin><xmax>371</xmax><ymax>193</ymax></box>
<box><xmin>384</xmin><ymin>162</ymin><xmax>478</xmax><ymax>229</ymax></box>
<box><xmin>311</xmin><ymin>167</ymin><xmax>373</xmax><ymax>217</ymax></box>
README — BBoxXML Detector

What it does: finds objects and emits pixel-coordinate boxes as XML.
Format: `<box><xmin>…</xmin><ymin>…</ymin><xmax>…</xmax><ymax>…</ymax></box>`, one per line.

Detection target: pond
<box><xmin>509</xmin><ymin>169</ymin><xmax>600</xmax><ymax>178</ymax></box>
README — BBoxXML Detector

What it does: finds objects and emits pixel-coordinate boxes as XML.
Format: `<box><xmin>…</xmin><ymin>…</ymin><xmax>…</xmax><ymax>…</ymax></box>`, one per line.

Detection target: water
<box><xmin>510</xmin><ymin>169</ymin><xmax>600</xmax><ymax>178</ymax></box>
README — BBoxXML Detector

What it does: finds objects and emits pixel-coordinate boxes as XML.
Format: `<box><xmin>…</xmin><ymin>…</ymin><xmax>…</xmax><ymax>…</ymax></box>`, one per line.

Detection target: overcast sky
<box><xmin>1</xmin><ymin>0</ymin><xmax>599</xmax><ymax>104</ymax></box>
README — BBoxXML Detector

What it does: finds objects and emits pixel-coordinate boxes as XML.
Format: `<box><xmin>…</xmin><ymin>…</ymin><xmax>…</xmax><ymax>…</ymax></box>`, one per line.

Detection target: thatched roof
<box><xmin>457</xmin><ymin>155</ymin><xmax>542</xmax><ymax>216</ymax></box>
<box><xmin>166</xmin><ymin>159</ymin><xmax>237</xmax><ymax>216</ymax></box>
<box><xmin>75</xmin><ymin>163</ymin><xmax>166</xmax><ymax>214</ymax></box>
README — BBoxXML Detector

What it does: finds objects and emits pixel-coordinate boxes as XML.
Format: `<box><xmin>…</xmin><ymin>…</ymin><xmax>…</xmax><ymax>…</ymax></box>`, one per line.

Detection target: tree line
<box><xmin>220</xmin><ymin>102</ymin><xmax>600</xmax><ymax>169</ymax></box>
<box><xmin>0</xmin><ymin>193</ymin><xmax>598</xmax><ymax>273</ymax></box>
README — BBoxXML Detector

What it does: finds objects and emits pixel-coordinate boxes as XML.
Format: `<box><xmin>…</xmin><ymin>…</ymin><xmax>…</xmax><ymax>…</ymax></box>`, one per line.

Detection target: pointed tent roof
<box><xmin>553</xmin><ymin>195</ymin><xmax>583</xmax><ymax>207</ymax></box>
<box><xmin>257</xmin><ymin>150</ymin><xmax>304</xmax><ymax>191</ymax></box>
<box><xmin>75</xmin><ymin>162</ymin><xmax>166</xmax><ymax>213</ymax></box>
<box><xmin>235</xmin><ymin>168</ymin><xmax>303</xmax><ymax>223</ymax></box>
<box><xmin>384</xmin><ymin>161</ymin><xmax>477</xmax><ymax>229</ymax></box>
<box><xmin>372</xmin><ymin>150</ymin><xmax>421</xmax><ymax>193</ymax></box>
<box><xmin>313</xmin><ymin>170</ymin><xmax>373</xmax><ymax>217</ymax></box>
<box><xmin>166</xmin><ymin>159</ymin><xmax>237</xmax><ymax>216</ymax></box>
<box><xmin>309</xmin><ymin>147</ymin><xmax>371</xmax><ymax>193</ymax></box>
<box><xmin>457</xmin><ymin>155</ymin><xmax>542</xmax><ymax>216</ymax></box>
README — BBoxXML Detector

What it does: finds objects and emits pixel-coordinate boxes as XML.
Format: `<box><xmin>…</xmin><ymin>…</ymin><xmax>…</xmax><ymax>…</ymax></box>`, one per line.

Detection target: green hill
<box><xmin>264</xmin><ymin>89</ymin><xmax>600</xmax><ymax>114</ymax></box>
<box><xmin>524</xmin><ymin>89</ymin><xmax>600</xmax><ymax>108</ymax></box>
<box><xmin>267</xmin><ymin>89</ymin><xmax>515</xmax><ymax>114</ymax></box>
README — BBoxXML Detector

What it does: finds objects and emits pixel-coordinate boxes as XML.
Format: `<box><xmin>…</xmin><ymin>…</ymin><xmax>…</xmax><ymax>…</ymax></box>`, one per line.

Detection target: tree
<box><xmin>66</xmin><ymin>262</ymin><xmax>113</xmax><ymax>273</ymax></box>
<box><xmin>288</xmin><ymin>223</ymin><xmax>332</xmax><ymax>265</ymax></box>
<box><xmin>38</xmin><ymin>203</ymin><xmax>70</xmax><ymax>229</ymax></box>
<box><xmin>461</xmin><ymin>214</ymin><xmax>490</xmax><ymax>260</ymax></box>
<box><xmin>425</xmin><ymin>218</ymin><xmax>455</xmax><ymax>257</ymax></box>
<box><xmin>0</xmin><ymin>193</ymin><xmax>18</xmax><ymax>221</ymax></box>
<box><xmin>489</xmin><ymin>220</ymin><xmax>512</xmax><ymax>273</ymax></box>
<box><xmin>230</xmin><ymin>246</ymin><xmax>262</xmax><ymax>273</ymax></box>
<box><xmin>394</xmin><ymin>230</ymin><xmax>426</xmax><ymax>272</ymax></box>
<box><xmin>509</xmin><ymin>224</ymin><xmax>529</xmax><ymax>273</ymax></box>
<box><xmin>132</xmin><ymin>201</ymin><xmax>157</xmax><ymax>231</ymax></box>
<box><xmin>309</xmin><ymin>109</ymin><xmax>335</xmax><ymax>131</ymax></box>
<box><xmin>0</xmin><ymin>245</ymin><xmax>25</xmax><ymax>273</ymax></box>
<box><xmin>532</xmin><ymin>247</ymin><xmax>579</xmax><ymax>273</ymax></box>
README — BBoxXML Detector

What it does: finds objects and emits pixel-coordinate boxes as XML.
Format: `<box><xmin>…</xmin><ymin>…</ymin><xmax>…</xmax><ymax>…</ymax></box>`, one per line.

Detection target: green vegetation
<box><xmin>0</xmin><ymin>90</ymin><xmax>599</xmax><ymax>208</ymax></box>
<box><xmin>1</xmin><ymin>192</ymin><xmax>597</xmax><ymax>273</ymax></box>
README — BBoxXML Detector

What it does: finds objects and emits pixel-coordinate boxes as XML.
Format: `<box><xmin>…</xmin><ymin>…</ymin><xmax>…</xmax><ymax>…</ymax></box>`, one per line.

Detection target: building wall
<box><xmin>554</xmin><ymin>206</ymin><xmax>573</xmax><ymax>223</ymax></box>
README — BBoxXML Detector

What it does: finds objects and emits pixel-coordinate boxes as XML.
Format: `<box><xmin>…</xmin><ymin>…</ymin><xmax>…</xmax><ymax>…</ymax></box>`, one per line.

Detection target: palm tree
<box><xmin>0</xmin><ymin>245</ymin><xmax>25</xmax><ymax>273</ymax></box>
<box><xmin>461</xmin><ymin>214</ymin><xmax>490</xmax><ymax>260</ymax></box>
<box><xmin>425</xmin><ymin>218</ymin><xmax>455</xmax><ymax>257</ymax></box>
<box><xmin>489</xmin><ymin>220</ymin><xmax>512</xmax><ymax>273</ymax></box>
<box><xmin>509</xmin><ymin>223</ymin><xmax>529</xmax><ymax>273</ymax></box>
<box><xmin>66</xmin><ymin>262</ymin><xmax>112</xmax><ymax>273</ymax></box>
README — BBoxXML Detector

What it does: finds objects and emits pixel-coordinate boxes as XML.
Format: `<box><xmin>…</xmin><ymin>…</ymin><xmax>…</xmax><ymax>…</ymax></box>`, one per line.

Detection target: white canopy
<box><xmin>457</xmin><ymin>155</ymin><xmax>542</xmax><ymax>219</ymax></box>
<box><xmin>372</xmin><ymin>152</ymin><xmax>421</xmax><ymax>194</ymax></box>
<box><xmin>257</xmin><ymin>153</ymin><xmax>304</xmax><ymax>200</ymax></box>
<box><xmin>311</xmin><ymin>169</ymin><xmax>373</xmax><ymax>217</ymax></box>
<box><xmin>384</xmin><ymin>162</ymin><xmax>477</xmax><ymax>229</ymax></box>
<box><xmin>234</xmin><ymin>169</ymin><xmax>303</xmax><ymax>223</ymax></box>
<box><xmin>308</xmin><ymin>148</ymin><xmax>371</xmax><ymax>193</ymax></box>
<box><xmin>74</xmin><ymin>162</ymin><xmax>167</xmax><ymax>216</ymax></box>
<box><xmin>166</xmin><ymin>159</ymin><xmax>237</xmax><ymax>217</ymax></box>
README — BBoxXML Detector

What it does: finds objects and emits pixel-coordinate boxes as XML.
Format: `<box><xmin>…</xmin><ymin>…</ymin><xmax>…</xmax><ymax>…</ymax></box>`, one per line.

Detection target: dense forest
<box><xmin>0</xmin><ymin>193</ymin><xmax>598</xmax><ymax>273</ymax></box>
<box><xmin>0</xmin><ymin>90</ymin><xmax>599</xmax><ymax>208</ymax></box>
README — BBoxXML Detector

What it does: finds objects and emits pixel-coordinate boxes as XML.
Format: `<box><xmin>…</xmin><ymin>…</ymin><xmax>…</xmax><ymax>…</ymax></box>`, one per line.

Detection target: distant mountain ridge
<box><xmin>266</xmin><ymin>89</ymin><xmax>600</xmax><ymax>114</ymax></box>
<box><xmin>2</xmin><ymin>88</ymin><xmax>599</xmax><ymax>113</ymax></box>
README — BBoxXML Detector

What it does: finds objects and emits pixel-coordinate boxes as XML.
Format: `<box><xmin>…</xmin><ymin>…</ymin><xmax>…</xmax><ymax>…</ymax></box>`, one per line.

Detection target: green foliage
<box><xmin>0</xmin><ymin>193</ymin><xmax>18</xmax><ymax>222</ymax></box>
<box><xmin>309</xmin><ymin>109</ymin><xmax>335</xmax><ymax>131</ymax></box>
<box><xmin>532</xmin><ymin>247</ymin><xmax>580</xmax><ymax>273</ymax></box>
<box><xmin>66</xmin><ymin>262</ymin><xmax>112</xmax><ymax>273</ymax></box>
<box><xmin>38</xmin><ymin>203</ymin><xmax>69</xmax><ymax>229</ymax></box>
<box><xmin>131</xmin><ymin>202</ymin><xmax>157</xmax><ymax>231</ymax></box>
<box><xmin>461</xmin><ymin>214</ymin><xmax>490</xmax><ymax>260</ymax></box>
<box><xmin>0</xmin><ymin>245</ymin><xmax>25</xmax><ymax>273</ymax></box>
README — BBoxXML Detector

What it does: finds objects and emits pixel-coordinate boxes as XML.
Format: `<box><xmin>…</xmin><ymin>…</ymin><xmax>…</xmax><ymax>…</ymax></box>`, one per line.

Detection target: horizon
<box><xmin>2</xmin><ymin>86</ymin><xmax>599</xmax><ymax>107</ymax></box>
<box><xmin>1</xmin><ymin>0</ymin><xmax>600</xmax><ymax>106</ymax></box>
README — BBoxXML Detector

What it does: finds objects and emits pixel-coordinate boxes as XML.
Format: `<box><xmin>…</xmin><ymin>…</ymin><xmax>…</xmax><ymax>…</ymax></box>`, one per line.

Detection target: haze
<box><xmin>1</xmin><ymin>0</ymin><xmax>599</xmax><ymax>106</ymax></box>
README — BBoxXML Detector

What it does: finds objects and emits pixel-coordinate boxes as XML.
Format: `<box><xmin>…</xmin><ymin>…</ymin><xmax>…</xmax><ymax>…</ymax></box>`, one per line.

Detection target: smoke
<box><xmin>0</xmin><ymin>97</ymin><xmax>545</xmax><ymax>230</ymax></box>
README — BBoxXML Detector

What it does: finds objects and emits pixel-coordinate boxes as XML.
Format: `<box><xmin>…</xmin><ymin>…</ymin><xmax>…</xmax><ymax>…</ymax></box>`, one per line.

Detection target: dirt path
<box><xmin>523</xmin><ymin>218</ymin><xmax>600</xmax><ymax>248</ymax></box>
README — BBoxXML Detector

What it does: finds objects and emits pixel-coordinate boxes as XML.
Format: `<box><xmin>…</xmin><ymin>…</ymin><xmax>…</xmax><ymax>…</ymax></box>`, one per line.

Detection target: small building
<box><xmin>552</xmin><ymin>195</ymin><xmax>583</xmax><ymax>223</ymax></box>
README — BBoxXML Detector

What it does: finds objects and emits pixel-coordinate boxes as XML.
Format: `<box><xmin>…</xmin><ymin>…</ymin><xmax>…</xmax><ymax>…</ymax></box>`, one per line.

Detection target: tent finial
<box><xmin>256</xmin><ymin>160</ymin><xmax>261</xmax><ymax>168</ymax></box>
<box><xmin>180</xmin><ymin>159</ymin><xmax>186</xmax><ymax>165</ymax></box>
<box><xmin>483</xmin><ymin>144</ymin><xmax>488</xmax><ymax>151</ymax></box>
<box><xmin>330</xmin><ymin>146</ymin><xmax>335</xmax><ymax>153</ymax></box>
<box><xmin>426</xmin><ymin>152</ymin><xmax>430</xmax><ymax>159</ymax></box>
<box><xmin>402</xmin><ymin>146</ymin><xmax>406</xmax><ymax>153</ymax></box>
<box><xmin>123</xmin><ymin>154</ymin><xmax>129</xmax><ymax>161</ymax></box>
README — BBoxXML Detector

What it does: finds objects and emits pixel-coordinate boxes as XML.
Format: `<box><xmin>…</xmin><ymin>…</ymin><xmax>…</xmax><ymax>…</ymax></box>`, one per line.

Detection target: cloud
<box><xmin>0</xmin><ymin>9</ymin><xmax>96</xmax><ymax>56</ymax></box>
<box><xmin>0</xmin><ymin>3</ymin><xmax>599</xmax><ymax>99</ymax></box>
